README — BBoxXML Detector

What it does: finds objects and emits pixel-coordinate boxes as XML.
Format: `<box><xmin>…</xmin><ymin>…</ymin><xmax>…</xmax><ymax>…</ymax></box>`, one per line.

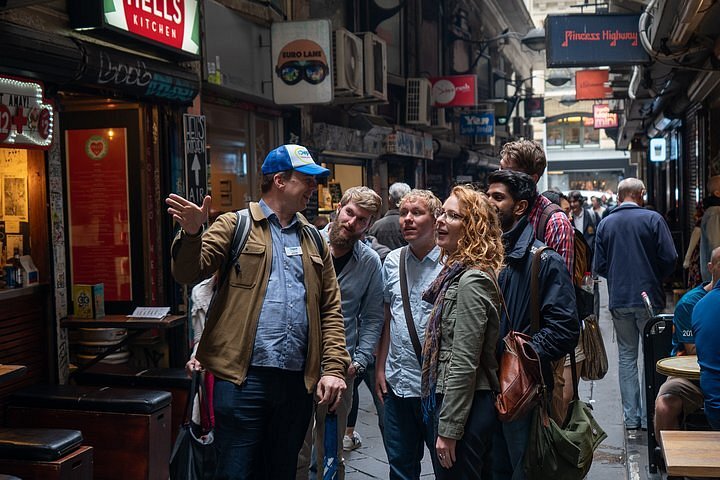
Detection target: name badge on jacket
<box><xmin>285</xmin><ymin>246</ymin><xmax>303</xmax><ymax>256</ymax></box>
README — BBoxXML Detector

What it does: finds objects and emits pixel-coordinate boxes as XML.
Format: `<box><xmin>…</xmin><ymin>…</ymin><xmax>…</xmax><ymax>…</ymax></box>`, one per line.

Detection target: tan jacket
<box><xmin>171</xmin><ymin>202</ymin><xmax>349</xmax><ymax>392</ymax></box>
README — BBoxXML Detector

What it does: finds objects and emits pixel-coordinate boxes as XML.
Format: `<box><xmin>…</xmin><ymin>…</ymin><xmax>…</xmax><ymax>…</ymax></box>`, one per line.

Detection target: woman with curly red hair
<box><xmin>421</xmin><ymin>185</ymin><xmax>504</xmax><ymax>479</ymax></box>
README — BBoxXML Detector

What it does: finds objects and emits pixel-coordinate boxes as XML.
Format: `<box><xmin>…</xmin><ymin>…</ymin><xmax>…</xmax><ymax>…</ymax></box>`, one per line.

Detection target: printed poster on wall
<box><xmin>0</xmin><ymin>148</ymin><xmax>28</xmax><ymax>223</ymax></box>
<box><xmin>66</xmin><ymin>128</ymin><xmax>131</xmax><ymax>302</ymax></box>
<box><xmin>271</xmin><ymin>19</ymin><xmax>333</xmax><ymax>105</ymax></box>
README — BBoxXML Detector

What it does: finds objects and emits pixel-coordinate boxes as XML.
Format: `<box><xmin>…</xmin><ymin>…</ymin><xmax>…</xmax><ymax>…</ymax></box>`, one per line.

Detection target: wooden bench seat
<box><xmin>0</xmin><ymin>427</ymin><xmax>92</xmax><ymax>480</ymax></box>
<box><xmin>6</xmin><ymin>385</ymin><xmax>171</xmax><ymax>480</ymax></box>
<box><xmin>73</xmin><ymin>366</ymin><xmax>190</xmax><ymax>444</ymax></box>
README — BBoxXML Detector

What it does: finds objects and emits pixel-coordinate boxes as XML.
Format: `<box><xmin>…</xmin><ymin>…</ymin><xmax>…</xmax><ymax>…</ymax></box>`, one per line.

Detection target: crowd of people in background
<box><xmin>165</xmin><ymin>138</ymin><xmax>720</xmax><ymax>480</ymax></box>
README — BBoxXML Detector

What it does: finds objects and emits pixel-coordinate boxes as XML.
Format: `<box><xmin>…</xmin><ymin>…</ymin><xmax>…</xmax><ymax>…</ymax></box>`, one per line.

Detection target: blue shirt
<box><xmin>250</xmin><ymin>200</ymin><xmax>308</xmax><ymax>371</ymax></box>
<box><xmin>383</xmin><ymin>245</ymin><xmax>443</xmax><ymax>397</ymax></box>
<box><xmin>321</xmin><ymin>226</ymin><xmax>384</xmax><ymax>368</ymax></box>
<box><xmin>671</xmin><ymin>283</ymin><xmax>708</xmax><ymax>356</ymax></box>
<box><xmin>692</xmin><ymin>280</ymin><xmax>720</xmax><ymax>415</ymax></box>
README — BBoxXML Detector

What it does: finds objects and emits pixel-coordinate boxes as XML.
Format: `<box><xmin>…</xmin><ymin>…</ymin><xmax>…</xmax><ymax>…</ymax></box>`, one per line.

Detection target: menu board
<box><xmin>328</xmin><ymin>181</ymin><xmax>342</xmax><ymax>206</ymax></box>
<box><xmin>66</xmin><ymin>129</ymin><xmax>131</xmax><ymax>301</ymax></box>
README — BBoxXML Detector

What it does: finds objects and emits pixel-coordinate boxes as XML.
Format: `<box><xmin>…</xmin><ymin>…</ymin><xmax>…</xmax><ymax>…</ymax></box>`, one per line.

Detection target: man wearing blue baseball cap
<box><xmin>166</xmin><ymin>144</ymin><xmax>349</xmax><ymax>480</ymax></box>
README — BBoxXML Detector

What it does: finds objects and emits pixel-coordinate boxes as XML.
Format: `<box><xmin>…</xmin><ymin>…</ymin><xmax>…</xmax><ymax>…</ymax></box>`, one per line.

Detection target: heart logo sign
<box><xmin>85</xmin><ymin>135</ymin><xmax>109</xmax><ymax>160</ymax></box>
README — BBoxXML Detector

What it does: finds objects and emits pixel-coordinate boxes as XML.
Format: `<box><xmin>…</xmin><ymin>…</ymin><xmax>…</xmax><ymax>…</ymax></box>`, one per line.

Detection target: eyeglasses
<box><xmin>434</xmin><ymin>208</ymin><xmax>465</xmax><ymax>223</ymax></box>
<box><xmin>275</xmin><ymin>61</ymin><xmax>329</xmax><ymax>85</ymax></box>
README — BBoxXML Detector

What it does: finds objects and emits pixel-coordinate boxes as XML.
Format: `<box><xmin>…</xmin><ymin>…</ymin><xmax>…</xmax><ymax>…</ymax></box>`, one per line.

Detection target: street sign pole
<box><xmin>183</xmin><ymin>114</ymin><xmax>207</xmax><ymax>206</ymax></box>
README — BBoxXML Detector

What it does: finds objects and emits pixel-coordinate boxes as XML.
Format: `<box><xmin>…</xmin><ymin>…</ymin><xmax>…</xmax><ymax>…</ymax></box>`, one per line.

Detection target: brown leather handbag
<box><xmin>495</xmin><ymin>246</ymin><xmax>548</xmax><ymax>422</ymax></box>
<box><xmin>495</xmin><ymin>331</ymin><xmax>545</xmax><ymax>422</ymax></box>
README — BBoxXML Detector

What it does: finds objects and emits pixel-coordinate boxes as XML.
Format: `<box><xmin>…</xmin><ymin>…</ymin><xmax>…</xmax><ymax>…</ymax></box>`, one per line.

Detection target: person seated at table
<box><xmin>692</xmin><ymin>248</ymin><xmax>720</xmax><ymax>431</ymax></box>
<box><xmin>655</xmin><ymin>247</ymin><xmax>720</xmax><ymax>449</ymax></box>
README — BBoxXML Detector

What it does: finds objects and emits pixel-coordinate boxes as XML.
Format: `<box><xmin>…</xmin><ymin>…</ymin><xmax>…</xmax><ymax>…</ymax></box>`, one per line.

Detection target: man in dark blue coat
<box><xmin>594</xmin><ymin>177</ymin><xmax>677</xmax><ymax>430</ymax></box>
<box><xmin>486</xmin><ymin>170</ymin><xmax>579</xmax><ymax>480</ymax></box>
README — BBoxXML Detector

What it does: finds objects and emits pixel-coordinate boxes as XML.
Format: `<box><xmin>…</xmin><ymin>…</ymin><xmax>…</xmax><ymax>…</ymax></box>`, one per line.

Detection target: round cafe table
<box><xmin>656</xmin><ymin>355</ymin><xmax>700</xmax><ymax>380</ymax></box>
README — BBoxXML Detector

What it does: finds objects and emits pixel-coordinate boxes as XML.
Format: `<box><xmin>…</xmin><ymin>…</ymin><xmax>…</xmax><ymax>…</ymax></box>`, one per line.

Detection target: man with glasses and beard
<box><xmin>297</xmin><ymin>186</ymin><xmax>385</xmax><ymax>480</ymax></box>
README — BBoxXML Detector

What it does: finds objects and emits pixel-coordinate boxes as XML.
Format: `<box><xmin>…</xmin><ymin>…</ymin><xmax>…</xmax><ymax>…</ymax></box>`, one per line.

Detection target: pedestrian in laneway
<box><xmin>486</xmin><ymin>170</ymin><xmax>579</xmax><ymax>480</ymax></box>
<box><xmin>297</xmin><ymin>186</ymin><xmax>384</xmax><ymax>480</ymax></box>
<box><xmin>375</xmin><ymin>189</ymin><xmax>444</xmax><ymax>480</ymax></box>
<box><xmin>691</xmin><ymin>253</ymin><xmax>720</xmax><ymax>430</ymax></box>
<box><xmin>655</xmin><ymin>246</ymin><xmax>720</xmax><ymax>450</ymax></box>
<box><xmin>166</xmin><ymin>144</ymin><xmax>349</xmax><ymax>480</ymax></box>
<box><xmin>422</xmin><ymin>185</ymin><xmax>503</xmax><ymax>479</ymax></box>
<box><xmin>700</xmin><ymin>175</ymin><xmax>720</xmax><ymax>282</ymax></box>
<box><xmin>499</xmin><ymin>140</ymin><xmax>577</xmax><ymax>426</ymax></box>
<box><xmin>369</xmin><ymin>182</ymin><xmax>411</xmax><ymax>251</ymax></box>
<box><xmin>594</xmin><ymin>177</ymin><xmax>677</xmax><ymax>431</ymax></box>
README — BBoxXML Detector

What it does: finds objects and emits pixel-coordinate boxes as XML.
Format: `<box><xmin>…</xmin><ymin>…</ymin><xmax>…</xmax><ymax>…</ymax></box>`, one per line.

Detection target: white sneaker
<box><xmin>342</xmin><ymin>431</ymin><xmax>362</xmax><ymax>451</ymax></box>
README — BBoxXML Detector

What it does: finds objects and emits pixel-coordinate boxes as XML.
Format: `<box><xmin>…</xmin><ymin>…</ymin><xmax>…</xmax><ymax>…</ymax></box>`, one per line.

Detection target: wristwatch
<box><xmin>351</xmin><ymin>360</ymin><xmax>366</xmax><ymax>377</ymax></box>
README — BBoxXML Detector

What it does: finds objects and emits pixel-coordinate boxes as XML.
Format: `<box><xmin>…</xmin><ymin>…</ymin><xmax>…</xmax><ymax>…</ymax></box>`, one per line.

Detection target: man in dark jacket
<box><xmin>594</xmin><ymin>177</ymin><xmax>677</xmax><ymax>430</ymax></box>
<box><xmin>568</xmin><ymin>190</ymin><xmax>600</xmax><ymax>254</ymax></box>
<box><xmin>368</xmin><ymin>182</ymin><xmax>410</xmax><ymax>250</ymax></box>
<box><xmin>486</xmin><ymin>170</ymin><xmax>579</xmax><ymax>480</ymax></box>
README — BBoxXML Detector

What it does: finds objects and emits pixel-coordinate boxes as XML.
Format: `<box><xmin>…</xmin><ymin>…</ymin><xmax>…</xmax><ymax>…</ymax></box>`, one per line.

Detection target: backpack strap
<box><xmin>536</xmin><ymin>202</ymin><xmax>563</xmax><ymax>243</ymax></box>
<box><xmin>218</xmin><ymin>209</ymin><xmax>251</xmax><ymax>288</ymax></box>
<box><xmin>302</xmin><ymin>224</ymin><xmax>326</xmax><ymax>257</ymax></box>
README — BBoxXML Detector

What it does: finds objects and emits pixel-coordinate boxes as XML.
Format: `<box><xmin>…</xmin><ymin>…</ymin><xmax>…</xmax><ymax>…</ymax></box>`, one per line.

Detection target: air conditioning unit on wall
<box><xmin>406</xmin><ymin>78</ymin><xmax>431</xmax><ymax>126</ymax></box>
<box><xmin>332</xmin><ymin>28</ymin><xmax>364</xmax><ymax>99</ymax></box>
<box><xmin>358</xmin><ymin>31</ymin><xmax>388</xmax><ymax>102</ymax></box>
<box><xmin>431</xmin><ymin>108</ymin><xmax>450</xmax><ymax>130</ymax></box>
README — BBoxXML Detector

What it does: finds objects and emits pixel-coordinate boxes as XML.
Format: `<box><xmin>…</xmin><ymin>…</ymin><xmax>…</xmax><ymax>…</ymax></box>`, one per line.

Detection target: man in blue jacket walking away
<box><xmin>594</xmin><ymin>178</ymin><xmax>677</xmax><ymax>430</ymax></box>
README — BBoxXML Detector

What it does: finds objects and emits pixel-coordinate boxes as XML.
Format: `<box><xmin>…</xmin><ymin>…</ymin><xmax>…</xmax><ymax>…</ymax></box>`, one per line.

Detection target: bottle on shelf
<box><xmin>11</xmin><ymin>248</ymin><xmax>23</xmax><ymax>288</ymax></box>
<box><xmin>581</xmin><ymin>271</ymin><xmax>593</xmax><ymax>294</ymax></box>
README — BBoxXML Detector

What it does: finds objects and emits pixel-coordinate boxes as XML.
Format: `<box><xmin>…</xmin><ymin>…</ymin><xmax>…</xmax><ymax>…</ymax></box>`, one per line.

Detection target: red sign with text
<box><xmin>576</xmin><ymin>70</ymin><xmax>612</xmax><ymax>100</ymax></box>
<box><xmin>430</xmin><ymin>75</ymin><xmax>477</xmax><ymax>107</ymax></box>
<box><xmin>593</xmin><ymin>103</ymin><xmax>618</xmax><ymax>129</ymax></box>
<box><xmin>66</xmin><ymin>128</ymin><xmax>132</xmax><ymax>302</ymax></box>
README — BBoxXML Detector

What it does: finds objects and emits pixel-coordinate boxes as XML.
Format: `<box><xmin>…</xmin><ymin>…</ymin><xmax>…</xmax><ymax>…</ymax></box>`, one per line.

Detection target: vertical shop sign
<box><xmin>183</xmin><ymin>114</ymin><xmax>207</xmax><ymax>206</ymax></box>
<box><xmin>66</xmin><ymin>128</ymin><xmax>132</xmax><ymax>302</ymax></box>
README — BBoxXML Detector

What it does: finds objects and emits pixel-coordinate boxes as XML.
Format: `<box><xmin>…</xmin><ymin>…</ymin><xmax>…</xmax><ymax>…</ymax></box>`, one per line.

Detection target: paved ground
<box><xmin>343</xmin><ymin>281</ymin><xmax>669</xmax><ymax>480</ymax></box>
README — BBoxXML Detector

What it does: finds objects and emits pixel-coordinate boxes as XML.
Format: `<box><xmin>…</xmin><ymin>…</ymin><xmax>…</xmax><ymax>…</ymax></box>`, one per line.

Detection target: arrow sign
<box><xmin>183</xmin><ymin>114</ymin><xmax>207</xmax><ymax>206</ymax></box>
<box><xmin>191</xmin><ymin>154</ymin><xmax>201</xmax><ymax>185</ymax></box>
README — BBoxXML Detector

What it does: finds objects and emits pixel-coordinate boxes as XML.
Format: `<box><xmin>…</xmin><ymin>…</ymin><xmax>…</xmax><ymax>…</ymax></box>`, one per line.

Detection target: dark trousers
<box><xmin>432</xmin><ymin>390</ymin><xmax>496</xmax><ymax>480</ymax></box>
<box><xmin>383</xmin><ymin>387</ymin><xmax>436</xmax><ymax>480</ymax></box>
<box><xmin>213</xmin><ymin>367</ymin><xmax>313</xmax><ymax>480</ymax></box>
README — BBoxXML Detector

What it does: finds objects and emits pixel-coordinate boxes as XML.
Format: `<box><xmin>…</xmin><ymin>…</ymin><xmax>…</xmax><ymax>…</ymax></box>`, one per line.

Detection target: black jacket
<box><xmin>498</xmin><ymin>217</ymin><xmax>580</xmax><ymax>387</ymax></box>
<box><xmin>367</xmin><ymin>210</ymin><xmax>406</xmax><ymax>250</ymax></box>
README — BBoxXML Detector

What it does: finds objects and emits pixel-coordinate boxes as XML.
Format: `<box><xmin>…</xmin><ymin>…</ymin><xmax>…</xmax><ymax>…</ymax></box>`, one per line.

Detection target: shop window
<box><xmin>0</xmin><ymin>148</ymin><xmax>31</xmax><ymax>273</ymax></box>
<box><xmin>546</xmin><ymin>119</ymin><xmax>602</xmax><ymax>149</ymax></box>
<box><xmin>206</xmin><ymin>104</ymin><xmax>251</xmax><ymax>214</ymax></box>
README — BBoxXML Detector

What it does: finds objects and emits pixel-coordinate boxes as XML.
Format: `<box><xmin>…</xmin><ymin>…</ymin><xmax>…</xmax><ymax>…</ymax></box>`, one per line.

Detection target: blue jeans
<box><xmin>383</xmin><ymin>387</ymin><xmax>436</xmax><ymax>480</ymax></box>
<box><xmin>213</xmin><ymin>367</ymin><xmax>313</xmax><ymax>480</ymax></box>
<box><xmin>433</xmin><ymin>391</ymin><xmax>495</xmax><ymax>480</ymax></box>
<box><xmin>490</xmin><ymin>411</ymin><xmax>533</xmax><ymax>480</ymax></box>
<box><xmin>611</xmin><ymin>307</ymin><xmax>651</xmax><ymax>428</ymax></box>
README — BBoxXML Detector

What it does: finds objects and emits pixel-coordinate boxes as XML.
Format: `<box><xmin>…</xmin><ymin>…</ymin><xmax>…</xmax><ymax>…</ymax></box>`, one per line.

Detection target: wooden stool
<box><xmin>74</xmin><ymin>366</ymin><xmax>190</xmax><ymax>445</ymax></box>
<box><xmin>0</xmin><ymin>428</ymin><xmax>92</xmax><ymax>480</ymax></box>
<box><xmin>7</xmin><ymin>385</ymin><xmax>171</xmax><ymax>480</ymax></box>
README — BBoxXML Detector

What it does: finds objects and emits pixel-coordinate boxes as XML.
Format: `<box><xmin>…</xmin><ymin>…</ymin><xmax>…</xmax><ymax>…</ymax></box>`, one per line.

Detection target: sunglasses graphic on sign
<box><xmin>275</xmin><ymin>39</ymin><xmax>329</xmax><ymax>86</ymax></box>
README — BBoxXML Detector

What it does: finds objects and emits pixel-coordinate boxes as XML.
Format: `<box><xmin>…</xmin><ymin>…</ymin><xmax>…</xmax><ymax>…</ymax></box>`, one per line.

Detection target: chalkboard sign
<box><xmin>328</xmin><ymin>182</ymin><xmax>342</xmax><ymax>206</ymax></box>
<box><xmin>303</xmin><ymin>190</ymin><xmax>319</xmax><ymax>221</ymax></box>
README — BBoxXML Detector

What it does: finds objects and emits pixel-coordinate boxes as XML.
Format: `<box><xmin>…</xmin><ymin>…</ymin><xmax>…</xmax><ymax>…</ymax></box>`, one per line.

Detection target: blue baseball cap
<box><xmin>261</xmin><ymin>144</ymin><xmax>330</xmax><ymax>177</ymax></box>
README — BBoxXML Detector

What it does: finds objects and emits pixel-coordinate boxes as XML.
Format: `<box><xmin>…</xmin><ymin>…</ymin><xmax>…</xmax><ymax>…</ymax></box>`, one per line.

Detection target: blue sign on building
<box><xmin>460</xmin><ymin>112</ymin><xmax>495</xmax><ymax>136</ymax></box>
